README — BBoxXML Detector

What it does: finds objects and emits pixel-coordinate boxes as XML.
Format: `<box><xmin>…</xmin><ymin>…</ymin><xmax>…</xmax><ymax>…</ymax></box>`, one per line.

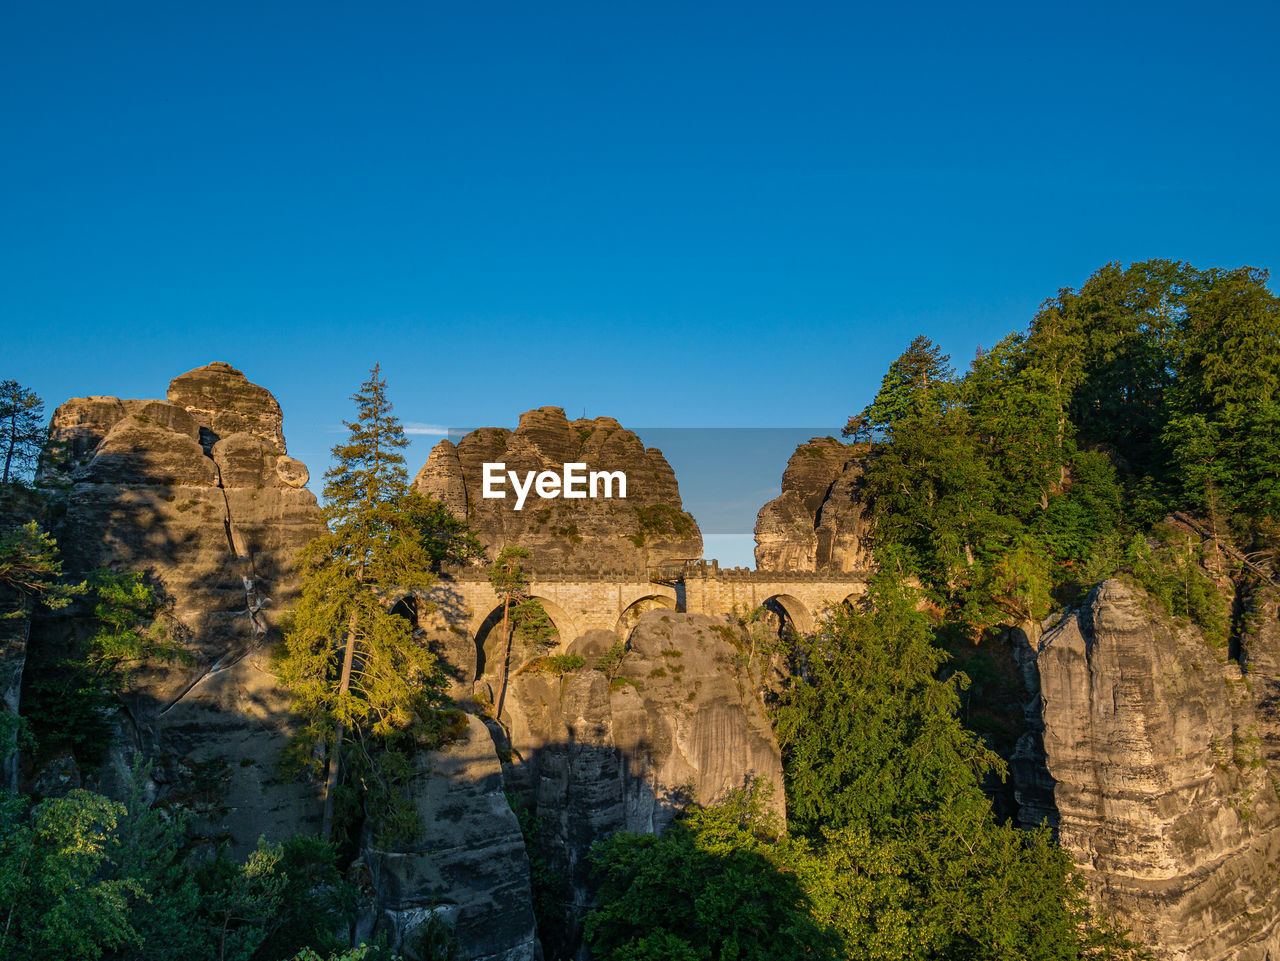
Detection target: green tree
<box><xmin>585</xmin><ymin>787</ymin><xmax>840</xmax><ymax>961</ymax></box>
<box><xmin>847</xmin><ymin>335</ymin><xmax>953</xmax><ymax>438</ymax></box>
<box><xmin>1165</xmin><ymin>266</ymin><xmax>1280</xmax><ymax>526</ymax></box>
<box><xmin>0</xmin><ymin>520</ymin><xmax>82</xmax><ymax>616</ymax></box>
<box><xmin>0</xmin><ymin>790</ymin><xmax>141</xmax><ymax>959</ymax></box>
<box><xmin>280</xmin><ymin>365</ymin><xmax>448</xmax><ymax>842</ymax></box>
<box><xmin>771</xmin><ymin>581</ymin><xmax>1147</xmax><ymax>960</ymax></box>
<box><xmin>403</xmin><ymin>489</ymin><xmax>485</xmax><ymax>571</ymax></box>
<box><xmin>487</xmin><ymin>545</ymin><xmax>532</xmax><ymax>721</ymax></box>
<box><xmin>24</xmin><ymin>569</ymin><xmax>187</xmax><ymax>767</ymax></box>
<box><xmin>0</xmin><ymin>382</ymin><xmax>45</xmax><ymax>486</ymax></box>
<box><xmin>774</xmin><ymin>577</ymin><xmax>1002</xmax><ymax>838</ymax></box>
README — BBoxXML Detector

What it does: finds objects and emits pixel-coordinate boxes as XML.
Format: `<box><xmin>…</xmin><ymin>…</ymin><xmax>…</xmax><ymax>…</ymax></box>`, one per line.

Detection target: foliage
<box><xmin>508</xmin><ymin>793</ymin><xmax>572</xmax><ymax>959</ymax></box>
<box><xmin>0</xmin><ymin>520</ymin><xmax>83</xmax><ymax>616</ymax></box>
<box><xmin>511</xmin><ymin>597</ymin><xmax>557</xmax><ymax>649</ymax></box>
<box><xmin>487</xmin><ymin>545</ymin><xmax>532</xmax><ymax>601</ymax></box>
<box><xmin>0</xmin><ymin>789</ymin><xmax>141</xmax><ymax>959</ymax></box>
<box><xmin>0</xmin><ymin>380</ymin><xmax>45</xmax><ymax>486</ymax></box>
<box><xmin>584</xmin><ymin>786</ymin><xmax>841</xmax><ymax>961</ymax></box>
<box><xmin>0</xmin><ymin>762</ymin><xmax>358</xmax><ymax>961</ymax></box>
<box><xmin>81</xmin><ymin>569</ymin><xmax>190</xmax><ymax>681</ymax></box>
<box><xmin>23</xmin><ymin>568</ymin><xmax>187</xmax><ymax>766</ymax></box>
<box><xmin>766</xmin><ymin>581</ymin><xmax>1150</xmax><ymax>959</ymax></box>
<box><xmin>773</xmin><ymin>576</ymin><xmax>1002</xmax><ymax>838</ymax></box>
<box><xmin>486</xmin><ymin>546</ymin><xmax>533</xmax><ymax>722</ymax></box>
<box><xmin>402</xmin><ymin>489</ymin><xmax>485</xmax><ymax>571</ymax></box>
<box><xmin>278</xmin><ymin>364</ymin><xmax>451</xmax><ymax>843</ymax></box>
<box><xmin>846</xmin><ymin>335</ymin><xmax>954</xmax><ymax>440</ymax></box>
<box><xmin>1122</xmin><ymin>526</ymin><xmax>1231</xmax><ymax>645</ymax></box>
<box><xmin>593</xmin><ymin>640</ymin><xmax>628</xmax><ymax>678</ymax></box>
<box><xmin>633</xmin><ymin>504</ymin><xmax>696</xmax><ymax>539</ymax></box>
<box><xmin>848</xmin><ymin>259</ymin><xmax>1280</xmax><ymax>635</ymax></box>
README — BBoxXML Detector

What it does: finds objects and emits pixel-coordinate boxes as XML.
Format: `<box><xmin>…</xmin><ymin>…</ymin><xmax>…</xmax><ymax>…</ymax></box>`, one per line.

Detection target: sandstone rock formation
<box><xmin>35</xmin><ymin>362</ymin><xmax>326</xmax><ymax>848</ymax></box>
<box><xmin>495</xmin><ymin>610</ymin><xmax>785</xmax><ymax>948</ymax></box>
<box><xmin>754</xmin><ymin>437</ymin><xmax>873</xmax><ymax>573</ymax></box>
<box><xmin>362</xmin><ymin>715</ymin><xmax>539</xmax><ymax>961</ymax></box>
<box><xmin>414</xmin><ymin>407</ymin><xmax>702</xmax><ymax>574</ymax></box>
<box><xmin>1017</xmin><ymin>580</ymin><xmax>1280</xmax><ymax>961</ymax></box>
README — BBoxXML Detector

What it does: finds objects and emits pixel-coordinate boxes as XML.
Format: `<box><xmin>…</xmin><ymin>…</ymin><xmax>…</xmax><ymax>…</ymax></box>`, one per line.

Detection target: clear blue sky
<box><xmin>4</xmin><ymin>1</ymin><xmax>1278</xmax><ymax>566</ymax></box>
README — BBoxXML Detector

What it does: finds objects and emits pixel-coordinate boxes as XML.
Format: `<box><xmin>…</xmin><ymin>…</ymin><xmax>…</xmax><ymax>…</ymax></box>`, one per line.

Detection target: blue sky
<box><xmin>4</xmin><ymin>1</ymin><xmax>1278</xmax><ymax>566</ymax></box>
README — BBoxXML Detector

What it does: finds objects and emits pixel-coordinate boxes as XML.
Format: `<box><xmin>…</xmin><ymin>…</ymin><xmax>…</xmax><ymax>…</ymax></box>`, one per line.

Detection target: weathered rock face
<box><xmin>166</xmin><ymin>361</ymin><xmax>287</xmax><ymax>450</ymax></box>
<box><xmin>1021</xmin><ymin>580</ymin><xmax>1280</xmax><ymax>961</ymax></box>
<box><xmin>1239</xmin><ymin>584</ymin><xmax>1280</xmax><ymax>771</ymax></box>
<box><xmin>496</xmin><ymin>610</ymin><xmax>784</xmax><ymax>945</ymax></box>
<box><xmin>36</xmin><ymin>366</ymin><xmax>544</xmax><ymax>961</ymax></box>
<box><xmin>414</xmin><ymin>407</ymin><xmax>702</xmax><ymax>574</ymax></box>
<box><xmin>0</xmin><ymin>605</ymin><xmax>29</xmax><ymax>791</ymax></box>
<box><xmin>754</xmin><ymin>437</ymin><xmax>873</xmax><ymax>573</ymax></box>
<box><xmin>363</xmin><ymin>715</ymin><xmax>538</xmax><ymax>961</ymax></box>
<box><xmin>36</xmin><ymin>363</ymin><xmax>325</xmax><ymax>848</ymax></box>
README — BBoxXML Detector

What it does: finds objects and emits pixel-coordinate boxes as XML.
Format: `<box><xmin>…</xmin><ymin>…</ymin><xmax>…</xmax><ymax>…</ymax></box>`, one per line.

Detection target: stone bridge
<box><xmin>418</xmin><ymin>560</ymin><xmax>869</xmax><ymax>663</ymax></box>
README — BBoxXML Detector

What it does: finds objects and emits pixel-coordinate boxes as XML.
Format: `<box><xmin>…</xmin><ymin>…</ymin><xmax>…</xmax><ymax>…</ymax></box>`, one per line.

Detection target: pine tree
<box><xmin>850</xmin><ymin>335</ymin><xmax>953</xmax><ymax>438</ymax></box>
<box><xmin>280</xmin><ymin>365</ymin><xmax>447</xmax><ymax>841</ymax></box>
<box><xmin>0</xmin><ymin>381</ymin><xmax>45</xmax><ymax>486</ymax></box>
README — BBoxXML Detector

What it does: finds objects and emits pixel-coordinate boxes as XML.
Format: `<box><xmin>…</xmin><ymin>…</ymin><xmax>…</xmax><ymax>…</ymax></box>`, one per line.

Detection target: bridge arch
<box><xmin>472</xmin><ymin>594</ymin><xmax>580</xmax><ymax>679</ymax></box>
<box><xmin>841</xmin><ymin>590</ymin><xmax>865</xmax><ymax>610</ymax></box>
<box><xmin>762</xmin><ymin>593</ymin><xmax>813</xmax><ymax>635</ymax></box>
<box><xmin>389</xmin><ymin>594</ymin><xmax>420</xmax><ymax>629</ymax></box>
<box><xmin>615</xmin><ymin>593</ymin><xmax>678</xmax><ymax>635</ymax></box>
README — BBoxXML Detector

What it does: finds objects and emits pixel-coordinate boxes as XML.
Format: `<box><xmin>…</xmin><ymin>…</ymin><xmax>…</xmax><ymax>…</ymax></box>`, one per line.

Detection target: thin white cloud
<box><xmin>403</xmin><ymin>422</ymin><xmax>452</xmax><ymax>436</ymax></box>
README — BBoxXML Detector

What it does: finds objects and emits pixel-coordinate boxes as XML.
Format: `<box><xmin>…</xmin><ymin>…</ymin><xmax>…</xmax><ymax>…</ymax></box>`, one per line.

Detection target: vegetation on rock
<box><xmin>278</xmin><ymin>365</ymin><xmax>453</xmax><ymax>843</ymax></box>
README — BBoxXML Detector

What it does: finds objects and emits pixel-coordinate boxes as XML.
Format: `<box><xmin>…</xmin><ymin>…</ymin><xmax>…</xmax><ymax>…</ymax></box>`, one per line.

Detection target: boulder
<box><xmin>754</xmin><ymin>438</ymin><xmax>873</xmax><ymax>573</ymax></box>
<box><xmin>363</xmin><ymin>714</ymin><xmax>538</xmax><ymax>961</ymax></box>
<box><xmin>33</xmin><ymin>363</ymin><xmax>325</xmax><ymax>852</ymax></box>
<box><xmin>1026</xmin><ymin>580</ymin><xmax>1280</xmax><ymax>960</ymax></box>
<box><xmin>498</xmin><ymin>610</ymin><xmax>784</xmax><ymax>938</ymax></box>
<box><xmin>167</xmin><ymin>361</ymin><xmax>286</xmax><ymax>451</ymax></box>
<box><xmin>414</xmin><ymin>407</ymin><xmax>702</xmax><ymax>574</ymax></box>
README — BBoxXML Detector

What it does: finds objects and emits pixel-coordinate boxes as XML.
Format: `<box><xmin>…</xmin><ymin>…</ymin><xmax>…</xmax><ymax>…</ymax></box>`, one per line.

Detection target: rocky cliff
<box><xmin>415</xmin><ymin>407</ymin><xmax>702</xmax><ymax>574</ymax></box>
<box><xmin>1016</xmin><ymin>580</ymin><xmax>1280</xmax><ymax>961</ymax></box>
<box><xmin>492</xmin><ymin>609</ymin><xmax>784</xmax><ymax>955</ymax></box>
<box><xmin>31</xmin><ymin>362</ymin><xmax>325</xmax><ymax>846</ymax></box>
<box><xmin>20</xmin><ymin>378</ymin><xmax>786</xmax><ymax>960</ymax></box>
<box><xmin>753</xmin><ymin>436</ymin><xmax>872</xmax><ymax>573</ymax></box>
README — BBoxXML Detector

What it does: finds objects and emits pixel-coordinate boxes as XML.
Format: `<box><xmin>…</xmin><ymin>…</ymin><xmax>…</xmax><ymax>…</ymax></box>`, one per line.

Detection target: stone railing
<box><xmin>440</xmin><ymin>558</ymin><xmax>868</xmax><ymax>585</ymax></box>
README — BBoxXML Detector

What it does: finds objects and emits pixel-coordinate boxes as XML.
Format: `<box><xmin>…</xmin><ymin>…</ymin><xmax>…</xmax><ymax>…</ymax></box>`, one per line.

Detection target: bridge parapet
<box><xmin>441</xmin><ymin>560</ymin><xmax>871</xmax><ymax>586</ymax></box>
<box><xmin>677</xmin><ymin>559</ymin><xmax>871</xmax><ymax>583</ymax></box>
<box><xmin>442</xmin><ymin>566</ymin><xmax>652</xmax><ymax>585</ymax></box>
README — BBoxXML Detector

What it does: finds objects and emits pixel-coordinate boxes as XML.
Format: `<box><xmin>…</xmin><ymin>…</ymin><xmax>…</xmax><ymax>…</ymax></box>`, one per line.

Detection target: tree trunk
<box><xmin>321</xmin><ymin>613</ymin><xmax>359</xmax><ymax>841</ymax></box>
<box><xmin>2</xmin><ymin>412</ymin><xmax>14</xmax><ymax>485</ymax></box>
<box><xmin>495</xmin><ymin>595</ymin><xmax>512</xmax><ymax>722</ymax></box>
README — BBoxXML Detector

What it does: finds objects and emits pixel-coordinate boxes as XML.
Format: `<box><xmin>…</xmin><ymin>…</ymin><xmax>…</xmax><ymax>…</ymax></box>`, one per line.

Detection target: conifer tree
<box><xmin>0</xmin><ymin>381</ymin><xmax>44</xmax><ymax>486</ymax></box>
<box><xmin>280</xmin><ymin>365</ymin><xmax>446</xmax><ymax>841</ymax></box>
<box><xmin>847</xmin><ymin>335</ymin><xmax>953</xmax><ymax>438</ymax></box>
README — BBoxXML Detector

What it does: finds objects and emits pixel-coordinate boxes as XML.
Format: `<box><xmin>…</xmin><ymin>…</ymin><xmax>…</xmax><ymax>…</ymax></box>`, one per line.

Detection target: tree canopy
<box><xmin>0</xmin><ymin>381</ymin><xmax>45</xmax><ymax>486</ymax></box>
<box><xmin>850</xmin><ymin>260</ymin><xmax>1279</xmax><ymax>636</ymax></box>
<box><xmin>279</xmin><ymin>364</ymin><xmax>454</xmax><ymax>842</ymax></box>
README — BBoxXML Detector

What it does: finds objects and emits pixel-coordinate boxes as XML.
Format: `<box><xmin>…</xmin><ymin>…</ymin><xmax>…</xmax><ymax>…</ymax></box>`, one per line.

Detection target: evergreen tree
<box><xmin>1165</xmin><ymin>266</ymin><xmax>1280</xmax><ymax>525</ymax></box>
<box><xmin>280</xmin><ymin>365</ymin><xmax>448</xmax><ymax>842</ymax></box>
<box><xmin>0</xmin><ymin>381</ymin><xmax>44</xmax><ymax>486</ymax></box>
<box><xmin>487</xmin><ymin>545</ymin><xmax>531</xmax><ymax>722</ymax></box>
<box><xmin>0</xmin><ymin>521</ymin><xmax>82</xmax><ymax>616</ymax></box>
<box><xmin>848</xmin><ymin>335</ymin><xmax>953</xmax><ymax>438</ymax></box>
